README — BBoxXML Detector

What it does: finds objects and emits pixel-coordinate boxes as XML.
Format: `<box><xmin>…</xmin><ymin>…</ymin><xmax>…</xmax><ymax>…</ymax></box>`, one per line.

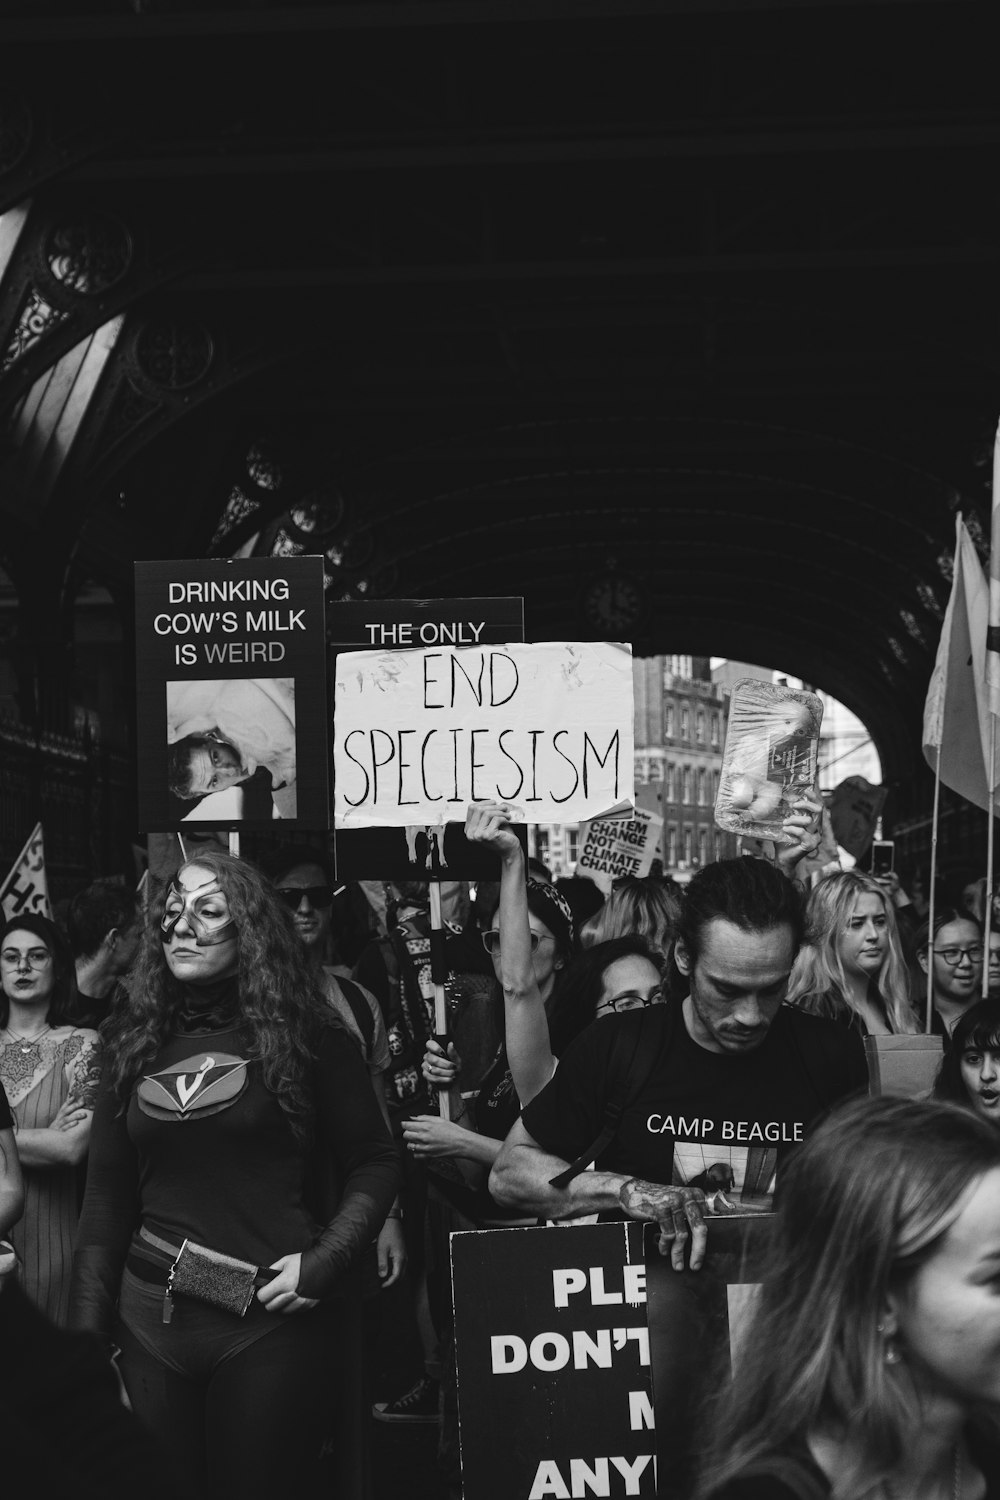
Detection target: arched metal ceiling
<box><xmin>1</xmin><ymin>0</ymin><xmax>999</xmax><ymax>823</ymax></box>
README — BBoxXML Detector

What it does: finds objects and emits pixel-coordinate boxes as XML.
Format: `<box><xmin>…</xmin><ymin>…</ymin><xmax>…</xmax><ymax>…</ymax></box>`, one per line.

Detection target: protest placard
<box><xmin>134</xmin><ymin>557</ymin><xmax>328</xmax><ymax>831</ymax></box>
<box><xmin>828</xmin><ymin>774</ymin><xmax>887</xmax><ymax>861</ymax></box>
<box><xmin>452</xmin><ymin>1224</ymin><xmax>655</xmax><ymax>1500</ymax></box>
<box><xmin>333</xmin><ymin>641</ymin><xmax>635</xmax><ymax>837</ymax></box>
<box><xmin>329</xmin><ymin>597</ymin><xmax>526</xmax><ymax>878</ymax></box>
<box><xmin>576</xmin><ymin>807</ymin><xmax>664</xmax><ymax>891</ymax></box>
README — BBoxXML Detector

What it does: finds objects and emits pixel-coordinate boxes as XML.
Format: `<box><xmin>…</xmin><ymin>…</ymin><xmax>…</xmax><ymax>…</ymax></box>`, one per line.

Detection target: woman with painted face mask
<box><xmin>69</xmin><ymin>852</ymin><xmax>398</xmax><ymax>1500</ymax></box>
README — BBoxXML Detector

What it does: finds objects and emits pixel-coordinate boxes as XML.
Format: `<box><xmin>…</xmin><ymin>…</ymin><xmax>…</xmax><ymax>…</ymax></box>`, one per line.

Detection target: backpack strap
<box><xmin>549</xmin><ymin>1007</ymin><xmax>661</xmax><ymax>1189</ymax></box>
<box><xmin>336</xmin><ymin>976</ymin><xmax>377</xmax><ymax>1059</ymax></box>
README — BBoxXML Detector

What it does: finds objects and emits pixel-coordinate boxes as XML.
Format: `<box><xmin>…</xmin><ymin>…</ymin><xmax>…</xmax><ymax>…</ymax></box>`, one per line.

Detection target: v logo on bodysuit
<box><xmin>176</xmin><ymin>1057</ymin><xmax>214</xmax><ymax>1108</ymax></box>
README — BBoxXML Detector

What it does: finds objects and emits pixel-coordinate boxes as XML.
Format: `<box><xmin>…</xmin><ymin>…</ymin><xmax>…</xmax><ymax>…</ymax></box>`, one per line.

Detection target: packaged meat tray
<box><xmin>714</xmin><ymin>679</ymin><xmax>823</xmax><ymax>844</ymax></box>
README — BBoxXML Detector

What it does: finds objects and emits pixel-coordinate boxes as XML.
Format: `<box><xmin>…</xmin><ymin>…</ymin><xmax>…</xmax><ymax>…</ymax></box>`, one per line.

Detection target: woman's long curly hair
<box><xmin>785</xmin><ymin>870</ymin><xmax>916</xmax><ymax>1034</ymax></box>
<box><xmin>102</xmin><ymin>851</ymin><xmax>333</xmax><ymax>1145</ymax></box>
<box><xmin>696</xmin><ymin>1097</ymin><xmax>1000</xmax><ymax>1500</ymax></box>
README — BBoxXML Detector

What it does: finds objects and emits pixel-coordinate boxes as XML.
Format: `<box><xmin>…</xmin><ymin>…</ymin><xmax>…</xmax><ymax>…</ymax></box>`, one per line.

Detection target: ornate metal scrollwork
<box><xmin>246</xmin><ymin>444</ymin><xmax>284</xmax><ymax>492</ymax></box>
<box><xmin>1</xmin><ymin>287</ymin><xmax>68</xmax><ymax>373</ymax></box>
<box><xmin>287</xmin><ymin>486</ymin><xmax>346</xmax><ymax>541</ymax></box>
<box><xmin>46</xmin><ymin>215</ymin><xmax>132</xmax><ymax>296</ymax></box>
<box><xmin>135</xmin><ymin>315</ymin><xmax>214</xmax><ymax>390</ymax></box>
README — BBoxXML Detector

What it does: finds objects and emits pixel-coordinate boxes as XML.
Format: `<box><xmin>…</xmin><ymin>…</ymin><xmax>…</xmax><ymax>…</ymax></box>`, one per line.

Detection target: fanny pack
<box><xmin>138</xmin><ymin>1226</ymin><xmax>277</xmax><ymax>1323</ymax></box>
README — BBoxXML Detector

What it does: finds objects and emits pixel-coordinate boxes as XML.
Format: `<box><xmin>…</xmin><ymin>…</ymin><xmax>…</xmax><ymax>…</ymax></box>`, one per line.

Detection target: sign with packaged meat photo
<box><xmin>134</xmin><ymin>557</ymin><xmax>329</xmax><ymax>832</ymax></box>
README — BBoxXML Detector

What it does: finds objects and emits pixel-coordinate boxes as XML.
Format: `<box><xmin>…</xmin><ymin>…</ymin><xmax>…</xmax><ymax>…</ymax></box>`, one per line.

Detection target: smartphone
<box><xmin>870</xmin><ymin>839</ymin><xmax>895</xmax><ymax>877</ymax></box>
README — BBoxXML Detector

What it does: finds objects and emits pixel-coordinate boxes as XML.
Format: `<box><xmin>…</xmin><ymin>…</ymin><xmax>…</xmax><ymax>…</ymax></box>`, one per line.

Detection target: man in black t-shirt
<box><xmin>490</xmin><ymin>858</ymin><xmax>868</xmax><ymax>1270</ymax></box>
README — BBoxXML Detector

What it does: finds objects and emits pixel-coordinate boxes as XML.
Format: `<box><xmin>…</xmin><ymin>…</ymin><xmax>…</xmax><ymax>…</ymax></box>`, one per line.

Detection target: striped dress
<box><xmin>0</xmin><ymin>1026</ymin><xmax>101</xmax><ymax>1325</ymax></box>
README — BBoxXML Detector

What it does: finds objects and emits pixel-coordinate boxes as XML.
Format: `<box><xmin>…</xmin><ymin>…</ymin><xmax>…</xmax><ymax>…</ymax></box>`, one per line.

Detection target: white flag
<box><xmin>0</xmin><ymin>822</ymin><xmax>53</xmax><ymax>923</ymax></box>
<box><xmin>988</xmin><ymin>418</ymin><xmax>1000</xmax><ymax>719</ymax></box>
<box><xmin>923</xmin><ymin>516</ymin><xmax>1000</xmax><ymax>811</ymax></box>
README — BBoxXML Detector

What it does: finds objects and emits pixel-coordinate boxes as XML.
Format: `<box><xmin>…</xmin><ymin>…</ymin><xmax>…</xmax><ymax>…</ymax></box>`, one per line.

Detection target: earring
<box><xmin>876</xmin><ymin>1322</ymin><xmax>901</xmax><ymax>1366</ymax></box>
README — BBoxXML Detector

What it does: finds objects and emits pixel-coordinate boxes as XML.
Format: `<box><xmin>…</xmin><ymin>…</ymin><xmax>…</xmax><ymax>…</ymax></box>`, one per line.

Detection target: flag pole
<box><xmin>986</xmin><ymin>719</ymin><xmax>998</xmax><ymax>1000</ymax></box>
<box><xmin>927</xmin><ymin>745</ymin><xmax>942</xmax><ymax>1034</ymax></box>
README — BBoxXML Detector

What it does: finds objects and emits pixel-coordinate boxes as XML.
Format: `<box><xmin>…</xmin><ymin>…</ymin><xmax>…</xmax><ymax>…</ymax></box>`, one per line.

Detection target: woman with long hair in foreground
<box><xmin>697</xmin><ymin>1095</ymin><xmax>1000</xmax><ymax>1500</ymax></box>
<box><xmin>70</xmin><ymin>851</ymin><xmax>398</xmax><ymax>1500</ymax></box>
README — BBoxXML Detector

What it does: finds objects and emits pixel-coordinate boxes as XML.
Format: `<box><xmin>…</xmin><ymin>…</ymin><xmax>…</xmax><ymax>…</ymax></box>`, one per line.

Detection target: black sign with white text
<box><xmin>135</xmin><ymin>557</ymin><xmax>328</xmax><ymax>832</ymax></box>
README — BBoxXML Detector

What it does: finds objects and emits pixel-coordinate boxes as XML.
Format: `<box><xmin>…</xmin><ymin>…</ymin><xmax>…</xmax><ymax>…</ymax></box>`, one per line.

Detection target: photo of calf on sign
<box><xmin>333</xmin><ymin>641</ymin><xmax>636</xmax><ymax>835</ymax></box>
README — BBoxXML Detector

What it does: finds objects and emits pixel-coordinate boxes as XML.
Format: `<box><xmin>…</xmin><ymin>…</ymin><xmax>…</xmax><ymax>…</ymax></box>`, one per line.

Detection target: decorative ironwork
<box><xmin>101</xmin><ymin>376</ymin><xmax>160</xmax><ymax>451</ymax></box>
<box><xmin>0</xmin><ymin>95</ymin><xmax>33</xmax><ymax>176</ymax></box>
<box><xmin>211</xmin><ymin>485</ymin><xmax>260</xmax><ymax>550</ymax></box>
<box><xmin>135</xmin><ymin>316</ymin><xmax>214</xmax><ymax>390</ymax></box>
<box><xmin>899</xmin><ymin>609</ymin><xmax>926</xmax><ymax>647</ymax></box>
<box><xmin>269</xmin><ymin>529</ymin><xmax>303</xmax><ymax>558</ymax></box>
<box><xmin>916</xmin><ymin>580</ymin><xmax>944</xmax><ymax>621</ymax></box>
<box><xmin>288</xmin><ymin>487</ymin><xmax>345</xmax><ymax>538</ymax></box>
<box><xmin>341</xmin><ymin>527</ymin><xmax>376</xmax><ymax>569</ymax></box>
<box><xmin>46</xmin><ymin>215</ymin><xmax>132</xmax><ymax>296</ymax></box>
<box><xmin>246</xmin><ymin>444</ymin><xmax>283</xmax><ymax>492</ymax></box>
<box><xmin>887</xmin><ymin>636</ymin><xmax>908</xmax><ymax>664</ymax></box>
<box><xmin>1</xmin><ymin>287</ymin><xmax>68</xmax><ymax>373</ymax></box>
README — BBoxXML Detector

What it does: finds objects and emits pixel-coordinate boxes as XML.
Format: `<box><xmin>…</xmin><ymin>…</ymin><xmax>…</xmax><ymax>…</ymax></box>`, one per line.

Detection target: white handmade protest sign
<box><xmin>576</xmin><ymin>806</ymin><xmax>663</xmax><ymax>891</ymax></box>
<box><xmin>333</xmin><ymin>641</ymin><xmax>634</xmax><ymax>829</ymax></box>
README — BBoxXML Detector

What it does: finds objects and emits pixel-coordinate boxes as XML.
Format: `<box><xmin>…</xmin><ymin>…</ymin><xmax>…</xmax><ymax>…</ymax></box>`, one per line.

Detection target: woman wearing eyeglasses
<box><xmin>916</xmin><ymin>909</ymin><xmax>985</xmax><ymax>1035</ymax></box>
<box><xmin>69</xmin><ymin>852</ymin><xmax>397</xmax><ymax>1500</ymax></box>
<box><xmin>0</xmin><ymin>913</ymin><xmax>101</xmax><ymax>1325</ymax></box>
<box><xmin>785</xmin><ymin>870</ymin><xmax>918</xmax><ymax>1037</ymax></box>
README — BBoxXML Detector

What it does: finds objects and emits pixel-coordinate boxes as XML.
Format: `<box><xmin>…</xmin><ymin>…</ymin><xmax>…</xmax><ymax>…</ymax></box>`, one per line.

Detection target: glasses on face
<box><xmin>934</xmin><ymin>945</ymin><xmax>985</xmax><ymax>967</ymax></box>
<box><xmin>481</xmin><ymin>929</ymin><xmax>554</xmax><ymax>956</ymax></box>
<box><xmin>597</xmin><ymin>988</ymin><xmax>665</xmax><ymax>1014</ymax></box>
<box><xmin>0</xmin><ymin>947</ymin><xmax>52</xmax><ymax>969</ymax></box>
<box><xmin>276</xmin><ymin>885</ymin><xmax>334</xmax><ymax>911</ymax></box>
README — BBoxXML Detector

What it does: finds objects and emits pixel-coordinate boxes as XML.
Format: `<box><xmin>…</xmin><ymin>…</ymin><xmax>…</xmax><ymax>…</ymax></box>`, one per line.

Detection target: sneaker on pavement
<box><xmin>372</xmin><ymin>1375</ymin><xmax>440</xmax><ymax>1424</ymax></box>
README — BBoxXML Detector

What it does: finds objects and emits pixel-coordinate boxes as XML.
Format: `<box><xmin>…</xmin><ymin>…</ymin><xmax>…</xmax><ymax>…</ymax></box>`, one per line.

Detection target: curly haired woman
<box><xmin>69</xmin><ymin>851</ymin><xmax>398</xmax><ymax>1500</ymax></box>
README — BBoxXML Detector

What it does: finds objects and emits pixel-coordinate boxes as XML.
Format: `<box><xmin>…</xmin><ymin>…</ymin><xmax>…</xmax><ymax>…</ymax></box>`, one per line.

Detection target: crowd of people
<box><xmin>3</xmin><ymin>802</ymin><xmax>1000</xmax><ymax>1498</ymax></box>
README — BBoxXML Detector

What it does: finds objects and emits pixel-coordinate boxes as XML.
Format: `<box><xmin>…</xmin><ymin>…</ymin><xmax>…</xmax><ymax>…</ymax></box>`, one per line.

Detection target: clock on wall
<box><xmin>581</xmin><ymin>574</ymin><xmax>644</xmax><ymax>634</ymax></box>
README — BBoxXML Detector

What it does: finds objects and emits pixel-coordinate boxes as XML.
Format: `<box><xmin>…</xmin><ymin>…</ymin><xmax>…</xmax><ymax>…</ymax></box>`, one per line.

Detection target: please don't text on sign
<box><xmin>333</xmin><ymin>640</ymin><xmax>634</xmax><ymax>829</ymax></box>
<box><xmin>452</xmin><ymin>1224</ymin><xmax>655</xmax><ymax>1500</ymax></box>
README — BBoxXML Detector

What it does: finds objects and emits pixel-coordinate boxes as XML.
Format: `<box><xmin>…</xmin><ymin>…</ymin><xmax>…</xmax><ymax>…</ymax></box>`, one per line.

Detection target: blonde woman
<box><xmin>786</xmin><ymin>869</ymin><xmax>917</xmax><ymax>1036</ymax></box>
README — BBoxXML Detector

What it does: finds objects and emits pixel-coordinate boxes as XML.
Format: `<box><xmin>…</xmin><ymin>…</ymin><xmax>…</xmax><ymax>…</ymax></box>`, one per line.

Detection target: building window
<box><xmin>666</xmin><ymin>763</ymin><xmax>676</xmax><ymax>801</ymax></box>
<box><xmin>649</xmin><ymin>757</ymin><xmax>664</xmax><ymax>782</ymax></box>
<box><xmin>683</xmin><ymin>826</ymin><xmax>693</xmax><ymax>864</ymax></box>
<box><xmin>682</xmin><ymin>766</ymin><xmax>692</xmax><ymax>804</ymax></box>
<box><xmin>667</xmin><ymin>825</ymin><xmax>678</xmax><ymax>865</ymax></box>
<box><xmin>712</xmin><ymin>770</ymin><xmax>719</xmax><ymax>802</ymax></box>
<box><xmin>698</xmin><ymin>828</ymin><xmax>708</xmax><ymax>867</ymax></box>
<box><xmin>680</xmin><ymin>705</ymin><xmax>690</xmax><ymax>740</ymax></box>
<box><xmin>697</xmin><ymin>768</ymin><xmax>707</xmax><ymax>805</ymax></box>
<box><xmin>711</xmin><ymin>711</ymin><xmax>721</xmax><ymax>747</ymax></box>
<box><xmin>566</xmin><ymin>828</ymin><xmax>579</xmax><ymax>864</ymax></box>
<box><xmin>665</xmin><ymin>704</ymin><xmax>675</xmax><ymax>738</ymax></box>
<box><xmin>633</xmin><ymin>754</ymin><xmax>648</xmax><ymax>784</ymax></box>
<box><xmin>696</xmin><ymin>710</ymin><xmax>705</xmax><ymax>744</ymax></box>
<box><xmin>714</xmin><ymin>831</ymin><xmax>723</xmax><ymax>861</ymax></box>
